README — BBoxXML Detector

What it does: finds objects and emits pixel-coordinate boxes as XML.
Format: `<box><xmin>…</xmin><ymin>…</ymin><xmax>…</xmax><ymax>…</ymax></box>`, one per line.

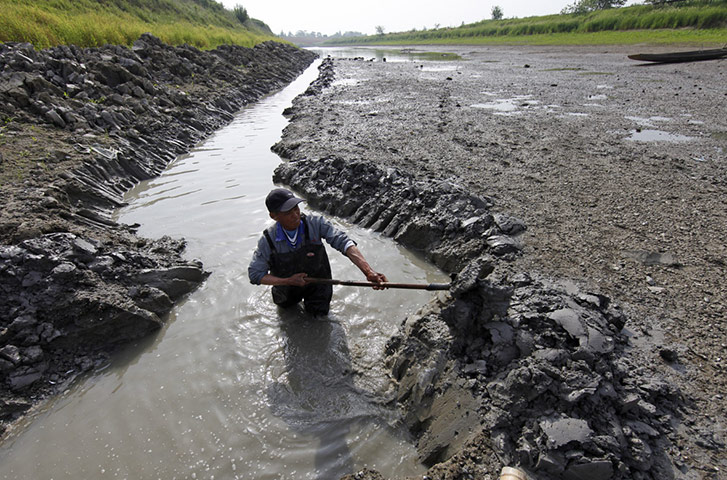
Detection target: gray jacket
<box><xmin>248</xmin><ymin>214</ymin><xmax>355</xmax><ymax>284</ymax></box>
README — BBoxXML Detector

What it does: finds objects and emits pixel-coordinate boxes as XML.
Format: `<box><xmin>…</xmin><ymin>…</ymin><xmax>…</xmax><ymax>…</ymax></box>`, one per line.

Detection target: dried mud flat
<box><xmin>272</xmin><ymin>46</ymin><xmax>727</xmax><ymax>479</ymax></box>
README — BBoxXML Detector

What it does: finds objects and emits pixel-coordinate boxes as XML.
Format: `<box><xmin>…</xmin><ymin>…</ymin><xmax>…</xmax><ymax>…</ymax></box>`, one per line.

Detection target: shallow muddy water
<box><xmin>0</xmin><ymin>60</ymin><xmax>448</xmax><ymax>479</ymax></box>
<box><xmin>310</xmin><ymin>46</ymin><xmax>461</xmax><ymax>63</ymax></box>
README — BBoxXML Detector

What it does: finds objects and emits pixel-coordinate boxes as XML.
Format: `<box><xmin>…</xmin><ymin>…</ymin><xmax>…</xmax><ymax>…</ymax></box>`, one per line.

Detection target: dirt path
<box><xmin>273</xmin><ymin>45</ymin><xmax>727</xmax><ymax>478</ymax></box>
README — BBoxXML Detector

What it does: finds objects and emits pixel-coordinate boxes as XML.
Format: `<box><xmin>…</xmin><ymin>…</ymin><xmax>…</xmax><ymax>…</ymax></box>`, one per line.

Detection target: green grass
<box><xmin>331</xmin><ymin>0</ymin><xmax>727</xmax><ymax>46</ymax></box>
<box><xmin>340</xmin><ymin>29</ymin><xmax>727</xmax><ymax>46</ymax></box>
<box><xmin>0</xmin><ymin>0</ymin><xmax>279</xmax><ymax>49</ymax></box>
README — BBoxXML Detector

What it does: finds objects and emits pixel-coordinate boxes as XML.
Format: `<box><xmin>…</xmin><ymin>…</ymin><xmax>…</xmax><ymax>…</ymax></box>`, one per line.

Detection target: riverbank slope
<box><xmin>272</xmin><ymin>46</ymin><xmax>727</xmax><ymax>479</ymax></box>
<box><xmin>0</xmin><ymin>35</ymin><xmax>317</xmax><ymax>436</ymax></box>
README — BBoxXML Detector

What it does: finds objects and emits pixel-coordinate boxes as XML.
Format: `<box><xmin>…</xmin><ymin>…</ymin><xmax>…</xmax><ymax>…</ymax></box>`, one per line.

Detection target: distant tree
<box><xmin>233</xmin><ymin>4</ymin><xmax>248</xmax><ymax>23</ymax></box>
<box><xmin>375</xmin><ymin>25</ymin><xmax>385</xmax><ymax>35</ymax></box>
<box><xmin>491</xmin><ymin>6</ymin><xmax>504</xmax><ymax>20</ymax></box>
<box><xmin>434</xmin><ymin>23</ymin><xmax>441</xmax><ymax>29</ymax></box>
<box><xmin>561</xmin><ymin>0</ymin><xmax>626</xmax><ymax>14</ymax></box>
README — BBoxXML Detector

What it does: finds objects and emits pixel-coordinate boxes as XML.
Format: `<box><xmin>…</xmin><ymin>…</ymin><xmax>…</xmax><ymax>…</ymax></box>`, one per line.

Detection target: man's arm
<box><xmin>345</xmin><ymin>245</ymin><xmax>387</xmax><ymax>286</ymax></box>
<box><xmin>260</xmin><ymin>272</ymin><xmax>308</xmax><ymax>287</ymax></box>
<box><xmin>311</xmin><ymin>214</ymin><xmax>387</xmax><ymax>287</ymax></box>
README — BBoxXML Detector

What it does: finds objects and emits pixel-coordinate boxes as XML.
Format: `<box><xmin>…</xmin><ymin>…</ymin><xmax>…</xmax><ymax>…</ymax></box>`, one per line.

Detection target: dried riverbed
<box><xmin>1</xmin><ymin>38</ymin><xmax>725</xmax><ymax>479</ymax></box>
<box><xmin>272</xmin><ymin>46</ymin><xmax>727</xmax><ymax>479</ymax></box>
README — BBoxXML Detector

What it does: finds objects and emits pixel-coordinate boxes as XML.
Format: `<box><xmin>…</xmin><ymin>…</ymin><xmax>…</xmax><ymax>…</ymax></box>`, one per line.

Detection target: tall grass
<box><xmin>0</xmin><ymin>0</ymin><xmax>277</xmax><ymax>49</ymax></box>
<box><xmin>332</xmin><ymin>0</ymin><xmax>727</xmax><ymax>46</ymax></box>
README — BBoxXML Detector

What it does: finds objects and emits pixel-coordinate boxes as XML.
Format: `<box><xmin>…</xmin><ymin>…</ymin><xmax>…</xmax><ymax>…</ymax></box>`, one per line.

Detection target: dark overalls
<box><xmin>263</xmin><ymin>216</ymin><xmax>333</xmax><ymax>316</ymax></box>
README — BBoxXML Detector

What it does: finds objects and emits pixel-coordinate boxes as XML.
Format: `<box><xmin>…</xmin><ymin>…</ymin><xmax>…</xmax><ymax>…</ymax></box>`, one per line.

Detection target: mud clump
<box><xmin>0</xmin><ymin>36</ymin><xmax>317</xmax><ymax>435</ymax></box>
<box><xmin>0</xmin><ymin>232</ymin><xmax>204</xmax><ymax>387</ymax></box>
<box><xmin>385</xmin><ymin>258</ymin><xmax>680</xmax><ymax>479</ymax></box>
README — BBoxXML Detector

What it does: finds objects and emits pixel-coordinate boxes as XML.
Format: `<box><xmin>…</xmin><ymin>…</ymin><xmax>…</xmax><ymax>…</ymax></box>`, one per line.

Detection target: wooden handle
<box><xmin>306</xmin><ymin>277</ymin><xmax>450</xmax><ymax>291</ymax></box>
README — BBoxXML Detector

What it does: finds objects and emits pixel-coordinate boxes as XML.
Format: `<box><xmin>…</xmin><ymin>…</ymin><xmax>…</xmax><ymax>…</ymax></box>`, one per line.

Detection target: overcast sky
<box><xmin>219</xmin><ymin>0</ymin><xmax>640</xmax><ymax>36</ymax></box>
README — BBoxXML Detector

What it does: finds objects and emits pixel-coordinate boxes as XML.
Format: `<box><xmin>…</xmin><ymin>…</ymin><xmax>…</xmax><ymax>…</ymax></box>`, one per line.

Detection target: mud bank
<box><xmin>0</xmin><ymin>35</ymin><xmax>317</xmax><ymax>435</ymax></box>
<box><xmin>272</xmin><ymin>48</ymin><xmax>727</xmax><ymax>479</ymax></box>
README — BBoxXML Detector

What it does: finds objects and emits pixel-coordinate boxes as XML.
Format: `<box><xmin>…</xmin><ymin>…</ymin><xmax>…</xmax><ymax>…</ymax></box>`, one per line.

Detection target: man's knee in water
<box><xmin>272</xmin><ymin>286</ymin><xmax>304</xmax><ymax>308</ymax></box>
<box><xmin>303</xmin><ymin>284</ymin><xmax>332</xmax><ymax>316</ymax></box>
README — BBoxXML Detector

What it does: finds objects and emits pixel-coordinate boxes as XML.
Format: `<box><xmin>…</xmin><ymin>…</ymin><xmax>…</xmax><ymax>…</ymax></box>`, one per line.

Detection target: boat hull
<box><xmin>628</xmin><ymin>48</ymin><xmax>727</xmax><ymax>63</ymax></box>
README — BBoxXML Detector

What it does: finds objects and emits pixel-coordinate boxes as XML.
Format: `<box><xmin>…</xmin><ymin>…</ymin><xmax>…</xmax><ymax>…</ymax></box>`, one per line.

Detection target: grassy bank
<box><xmin>353</xmin><ymin>28</ymin><xmax>727</xmax><ymax>46</ymax></box>
<box><xmin>0</xmin><ymin>0</ymin><xmax>278</xmax><ymax>49</ymax></box>
<box><xmin>332</xmin><ymin>0</ymin><xmax>727</xmax><ymax>46</ymax></box>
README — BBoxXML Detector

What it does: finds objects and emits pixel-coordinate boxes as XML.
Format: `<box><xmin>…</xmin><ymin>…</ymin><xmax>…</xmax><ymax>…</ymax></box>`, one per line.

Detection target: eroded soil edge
<box><xmin>0</xmin><ymin>36</ymin><xmax>317</xmax><ymax>436</ymax></box>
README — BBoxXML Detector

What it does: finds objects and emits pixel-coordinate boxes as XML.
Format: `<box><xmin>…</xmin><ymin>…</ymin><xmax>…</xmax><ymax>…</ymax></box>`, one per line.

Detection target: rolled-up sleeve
<box><xmin>248</xmin><ymin>235</ymin><xmax>272</xmax><ymax>285</ymax></box>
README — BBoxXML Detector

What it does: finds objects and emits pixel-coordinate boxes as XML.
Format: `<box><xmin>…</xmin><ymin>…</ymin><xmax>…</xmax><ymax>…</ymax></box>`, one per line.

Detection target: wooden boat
<box><xmin>628</xmin><ymin>47</ymin><xmax>727</xmax><ymax>63</ymax></box>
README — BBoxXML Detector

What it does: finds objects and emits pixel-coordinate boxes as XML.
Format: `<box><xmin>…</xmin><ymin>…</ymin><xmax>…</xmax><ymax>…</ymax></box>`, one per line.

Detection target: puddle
<box><xmin>309</xmin><ymin>47</ymin><xmax>461</xmax><ymax>63</ymax></box>
<box><xmin>626</xmin><ymin>116</ymin><xmax>673</xmax><ymax>128</ymax></box>
<box><xmin>626</xmin><ymin>129</ymin><xmax>694</xmax><ymax>142</ymax></box>
<box><xmin>471</xmin><ymin>95</ymin><xmax>542</xmax><ymax>115</ymax></box>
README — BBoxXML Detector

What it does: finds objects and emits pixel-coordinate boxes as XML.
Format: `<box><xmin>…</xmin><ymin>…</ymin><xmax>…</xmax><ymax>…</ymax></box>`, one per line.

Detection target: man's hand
<box><xmin>287</xmin><ymin>272</ymin><xmax>308</xmax><ymax>287</ymax></box>
<box><xmin>366</xmin><ymin>271</ymin><xmax>388</xmax><ymax>290</ymax></box>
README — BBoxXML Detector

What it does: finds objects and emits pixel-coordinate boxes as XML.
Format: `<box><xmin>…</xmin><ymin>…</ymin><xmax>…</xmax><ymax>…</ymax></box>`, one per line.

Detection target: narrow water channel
<box><xmin>0</xmin><ymin>57</ymin><xmax>449</xmax><ymax>479</ymax></box>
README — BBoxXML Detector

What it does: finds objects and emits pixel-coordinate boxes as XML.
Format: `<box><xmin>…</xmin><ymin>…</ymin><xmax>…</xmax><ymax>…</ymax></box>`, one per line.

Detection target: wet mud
<box><xmin>0</xmin><ymin>35</ymin><xmax>317</xmax><ymax>435</ymax></box>
<box><xmin>272</xmin><ymin>47</ymin><xmax>727</xmax><ymax>479</ymax></box>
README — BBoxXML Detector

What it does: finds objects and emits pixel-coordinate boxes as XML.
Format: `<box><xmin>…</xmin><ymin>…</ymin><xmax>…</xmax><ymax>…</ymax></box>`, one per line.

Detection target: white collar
<box><xmin>283</xmin><ymin>227</ymin><xmax>298</xmax><ymax>245</ymax></box>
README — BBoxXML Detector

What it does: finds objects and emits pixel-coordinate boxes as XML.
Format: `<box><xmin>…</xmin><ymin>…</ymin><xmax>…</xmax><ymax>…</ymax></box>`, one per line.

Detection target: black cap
<box><xmin>265</xmin><ymin>188</ymin><xmax>303</xmax><ymax>213</ymax></box>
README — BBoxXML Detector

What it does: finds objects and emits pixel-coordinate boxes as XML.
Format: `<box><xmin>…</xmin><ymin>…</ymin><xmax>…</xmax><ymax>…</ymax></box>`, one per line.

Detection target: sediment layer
<box><xmin>0</xmin><ymin>35</ymin><xmax>317</xmax><ymax>435</ymax></box>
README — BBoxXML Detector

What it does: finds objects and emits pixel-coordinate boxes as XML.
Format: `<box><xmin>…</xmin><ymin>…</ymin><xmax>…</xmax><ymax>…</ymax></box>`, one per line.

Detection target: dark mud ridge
<box><xmin>275</xmin><ymin>58</ymin><xmax>685</xmax><ymax>480</ymax></box>
<box><xmin>0</xmin><ymin>35</ymin><xmax>317</xmax><ymax>435</ymax></box>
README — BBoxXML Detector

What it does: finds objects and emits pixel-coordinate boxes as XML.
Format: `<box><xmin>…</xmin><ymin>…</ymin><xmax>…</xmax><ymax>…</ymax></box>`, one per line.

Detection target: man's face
<box><xmin>270</xmin><ymin>205</ymin><xmax>301</xmax><ymax>230</ymax></box>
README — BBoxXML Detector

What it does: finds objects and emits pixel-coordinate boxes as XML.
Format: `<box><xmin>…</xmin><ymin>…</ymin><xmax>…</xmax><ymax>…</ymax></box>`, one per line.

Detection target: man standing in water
<box><xmin>248</xmin><ymin>188</ymin><xmax>387</xmax><ymax>315</ymax></box>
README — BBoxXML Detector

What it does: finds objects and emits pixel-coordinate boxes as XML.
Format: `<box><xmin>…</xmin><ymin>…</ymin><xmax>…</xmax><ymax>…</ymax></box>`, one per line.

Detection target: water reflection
<box><xmin>310</xmin><ymin>46</ymin><xmax>462</xmax><ymax>62</ymax></box>
<box><xmin>269</xmin><ymin>310</ymin><xmax>355</xmax><ymax>478</ymax></box>
<box><xmin>267</xmin><ymin>308</ymin><xmax>402</xmax><ymax>479</ymax></box>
